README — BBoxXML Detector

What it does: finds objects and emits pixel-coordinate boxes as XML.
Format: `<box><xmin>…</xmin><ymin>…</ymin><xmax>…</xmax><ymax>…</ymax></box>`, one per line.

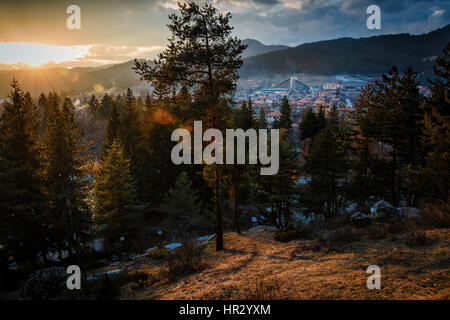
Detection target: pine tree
<box><xmin>0</xmin><ymin>79</ymin><xmax>44</xmax><ymax>267</ymax></box>
<box><xmin>257</xmin><ymin>138</ymin><xmax>298</xmax><ymax>228</ymax></box>
<box><xmin>161</xmin><ymin>172</ymin><xmax>201</xmax><ymax>231</ymax></box>
<box><xmin>427</xmin><ymin>43</ymin><xmax>449</xmax><ymax>116</ymax></box>
<box><xmin>354</xmin><ymin>66</ymin><xmax>424</xmax><ymax>205</ymax></box>
<box><xmin>102</xmin><ymin>102</ymin><xmax>121</xmax><ymax>157</ymax></box>
<box><xmin>94</xmin><ymin>140</ymin><xmax>138</xmax><ymax>251</ymax></box>
<box><xmin>88</xmin><ymin>94</ymin><xmax>99</xmax><ymax>115</ymax></box>
<box><xmin>37</xmin><ymin>93</ymin><xmax>49</xmax><ymax>133</ymax></box>
<box><xmin>299</xmin><ymin>108</ymin><xmax>317</xmax><ymax>142</ymax></box>
<box><xmin>119</xmin><ymin>88</ymin><xmax>141</xmax><ymax>163</ymax></box>
<box><xmin>99</xmin><ymin>93</ymin><xmax>113</xmax><ymax>119</ymax></box>
<box><xmin>258</xmin><ymin>106</ymin><xmax>268</xmax><ymax>129</ymax></box>
<box><xmin>225</xmin><ymin>99</ymin><xmax>258</xmax><ymax>234</ymax></box>
<box><xmin>278</xmin><ymin>96</ymin><xmax>292</xmax><ymax>130</ymax></box>
<box><xmin>134</xmin><ymin>2</ymin><xmax>246</xmax><ymax>251</ymax></box>
<box><xmin>303</xmin><ymin>115</ymin><xmax>350</xmax><ymax>218</ymax></box>
<box><xmin>40</xmin><ymin>95</ymin><xmax>93</xmax><ymax>260</ymax></box>
<box><xmin>417</xmin><ymin>109</ymin><xmax>449</xmax><ymax>201</ymax></box>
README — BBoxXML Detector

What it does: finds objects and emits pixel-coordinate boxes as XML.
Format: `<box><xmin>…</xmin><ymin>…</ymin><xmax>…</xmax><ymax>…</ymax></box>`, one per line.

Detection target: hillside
<box><xmin>0</xmin><ymin>60</ymin><xmax>142</xmax><ymax>96</ymax></box>
<box><xmin>116</xmin><ymin>227</ymin><xmax>450</xmax><ymax>300</ymax></box>
<box><xmin>240</xmin><ymin>25</ymin><xmax>450</xmax><ymax>79</ymax></box>
<box><xmin>241</xmin><ymin>39</ymin><xmax>290</xmax><ymax>58</ymax></box>
<box><xmin>1</xmin><ymin>26</ymin><xmax>448</xmax><ymax>96</ymax></box>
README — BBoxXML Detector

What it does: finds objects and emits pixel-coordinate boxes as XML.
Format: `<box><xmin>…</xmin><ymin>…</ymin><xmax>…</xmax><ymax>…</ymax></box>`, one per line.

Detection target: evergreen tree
<box><xmin>278</xmin><ymin>96</ymin><xmax>292</xmax><ymax>130</ymax></box>
<box><xmin>161</xmin><ymin>172</ymin><xmax>201</xmax><ymax>231</ymax></box>
<box><xmin>99</xmin><ymin>93</ymin><xmax>113</xmax><ymax>119</ymax></box>
<box><xmin>88</xmin><ymin>94</ymin><xmax>99</xmax><ymax>115</ymax></box>
<box><xmin>94</xmin><ymin>140</ymin><xmax>138</xmax><ymax>251</ymax></box>
<box><xmin>119</xmin><ymin>88</ymin><xmax>141</xmax><ymax>163</ymax></box>
<box><xmin>102</xmin><ymin>102</ymin><xmax>121</xmax><ymax>157</ymax></box>
<box><xmin>416</xmin><ymin>109</ymin><xmax>449</xmax><ymax>201</ymax></box>
<box><xmin>427</xmin><ymin>43</ymin><xmax>449</xmax><ymax>116</ymax></box>
<box><xmin>303</xmin><ymin>115</ymin><xmax>350</xmax><ymax>218</ymax></box>
<box><xmin>258</xmin><ymin>106</ymin><xmax>268</xmax><ymax>129</ymax></box>
<box><xmin>134</xmin><ymin>2</ymin><xmax>246</xmax><ymax>251</ymax></box>
<box><xmin>257</xmin><ymin>138</ymin><xmax>298</xmax><ymax>228</ymax></box>
<box><xmin>40</xmin><ymin>96</ymin><xmax>93</xmax><ymax>260</ymax></box>
<box><xmin>354</xmin><ymin>66</ymin><xmax>424</xmax><ymax>205</ymax></box>
<box><xmin>37</xmin><ymin>93</ymin><xmax>49</xmax><ymax>133</ymax></box>
<box><xmin>299</xmin><ymin>108</ymin><xmax>317</xmax><ymax>142</ymax></box>
<box><xmin>0</xmin><ymin>79</ymin><xmax>44</xmax><ymax>267</ymax></box>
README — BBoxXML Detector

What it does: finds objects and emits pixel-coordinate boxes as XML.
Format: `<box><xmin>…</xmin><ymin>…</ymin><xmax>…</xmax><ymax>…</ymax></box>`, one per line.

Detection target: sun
<box><xmin>0</xmin><ymin>42</ymin><xmax>91</xmax><ymax>67</ymax></box>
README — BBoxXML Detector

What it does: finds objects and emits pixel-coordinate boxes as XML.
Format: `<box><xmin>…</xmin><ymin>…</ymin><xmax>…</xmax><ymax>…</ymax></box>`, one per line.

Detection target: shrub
<box><xmin>365</xmin><ymin>223</ymin><xmax>389</xmax><ymax>240</ymax></box>
<box><xmin>420</xmin><ymin>200</ymin><xmax>450</xmax><ymax>229</ymax></box>
<box><xmin>326</xmin><ymin>226</ymin><xmax>359</xmax><ymax>243</ymax></box>
<box><xmin>131</xmin><ymin>271</ymin><xmax>149</xmax><ymax>289</ymax></box>
<box><xmin>386</xmin><ymin>220</ymin><xmax>408</xmax><ymax>234</ymax></box>
<box><xmin>405</xmin><ymin>230</ymin><xmax>430</xmax><ymax>247</ymax></box>
<box><xmin>273</xmin><ymin>225</ymin><xmax>309</xmax><ymax>242</ymax></box>
<box><xmin>91</xmin><ymin>274</ymin><xmax>121</xmax><ymax>300</ymax></box>
<box><xmin>146</xmin><ymin>247</ymin><xmax>168</xmax><ymax>260</ymax></box>
<box><xmin>160</xmin><ymin>239</ymin><xmax>205</xmax><ymax>281</ymax></box>
<box><xmin>317</xmin><ymin>226</ymin><xmax>360</xmax><ymax>251</ymax></box>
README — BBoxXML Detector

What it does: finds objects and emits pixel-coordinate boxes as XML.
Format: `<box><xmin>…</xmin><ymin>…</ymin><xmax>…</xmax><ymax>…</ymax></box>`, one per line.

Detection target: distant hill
<box><xmin>239</xmin><ymin>25</ymin><xmax>450</xmax><ymax>80</ymax></box>
<box><xmin>0</xmin><ymin>60</ymin><xmax>142</xmax><ymax>96</ymax></box>
<box><xmin>1</xmin><ymin>26</ymin><xmax>448</xmax><ymax>96</ymax></box>
<box><xmin>241</xmin><ymin>39</ymin><xmax>290</xmax><ymax>58</ymax></box>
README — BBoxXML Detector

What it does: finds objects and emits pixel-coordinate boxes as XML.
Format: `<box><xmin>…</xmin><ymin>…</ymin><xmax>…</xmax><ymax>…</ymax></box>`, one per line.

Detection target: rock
<box><xmin>398</xmin><ymin>207</ymin><xmax>420</xmax><ymax>218</ymax></box>
<box><xmin>350</xmin><ymin>212</ymin><xmax>373</xmax><ymax>227</ymax></box>
<box><xmin>20</xmin><ymin>266</ymin><xmax>66</xmax><ymax>300</ymax></box>
<box><xmin>371</xmin><ymin>200</ymin><xmax>400</xmax><ymax>221</ymax></box>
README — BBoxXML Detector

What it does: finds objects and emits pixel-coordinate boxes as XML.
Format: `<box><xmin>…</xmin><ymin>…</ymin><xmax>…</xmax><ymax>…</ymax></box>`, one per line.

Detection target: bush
<box><xmin>385</xmin><ymin>221</ymin><xmax>408</xmax><ymax>234</ymax></box>
<box><xmin>365</xmin><ymin>223</ymin><xmax>389</xmax><ymax>240</ymax></box>
<box><xmin>326</xmin><ymin>226</ymin><xmax>359</xmax><ymax>243</ymax></box>
<box><xmin>160</xmin><ymin>239</ymin><xmax>205</xmax><ymax>281</ymax></box>
<box><xmin>317</xmin><ymin>226</ymin><xmax>360</xmax><ymax>251</ymax></box>
<box><xmin>273</xmin><ymin>225</ymin><xmax>310</xmax><ymax>242</ymax></box>
<box><xmin>130</xmin><ymin>271</ymin><xmax>150</xmax><ymax>290</ymax></box>
<box><xmin>91</xmin><ymin>274</ymin><xmax>121</xmax><ymax>300</ymax></box>
<box><xmin>20</xmin><ymin>267</ymin><xmax>66</xmax><ymax>300</ymax></box>
<box><xmin>420</xmin><ymin>200</ymin><xmax>450</xmax><ymax>229</ymax></box>
<box><xmin>405</xmin><ymin>230</ymin><xmax>431</xmax><ymax>247</ymax></box>
<box><xmin>146</xmin><ymin>247</ymin><xmax>168</xmax><ymax>260</ymax></box>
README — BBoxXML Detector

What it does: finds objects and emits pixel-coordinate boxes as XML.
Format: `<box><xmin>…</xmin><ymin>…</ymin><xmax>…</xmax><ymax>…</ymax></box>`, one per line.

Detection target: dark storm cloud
<box><xmin>0</xmin><ymin>0</ymin><xmax>448</xmax><ymax>47</ymax></box>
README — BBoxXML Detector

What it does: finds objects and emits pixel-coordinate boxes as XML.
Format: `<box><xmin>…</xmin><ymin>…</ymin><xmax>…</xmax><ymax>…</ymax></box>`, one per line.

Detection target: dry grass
<box><xmin>121</xmin><ymin>226</ymin><xmax>449</xmax><ymax>300</ymax></box>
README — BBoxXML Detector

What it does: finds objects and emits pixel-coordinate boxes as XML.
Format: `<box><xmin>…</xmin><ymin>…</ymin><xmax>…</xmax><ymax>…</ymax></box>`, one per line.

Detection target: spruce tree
<box><xmin>40</xmin><ymin>95</ymin><xmax>93</xmax><ymax>260</ymax></box>
<box><xmin>94</xmin><ymin>140</ymin><xmax>138</xmax><ymax>250</ymax></box>
<box><xmin>427</xmin><ymin>43</ymin><xmax>449</xmax><ymax>116</ymax></box>
<box><xmin>161</xmin><ymin>171</ymin><xmax>201</xmax><ymax>231</ymax></box>
<box><xmin>102</xmin><ymin>102</ymin><xmax>121</xmax><ymax>157</ymax></box>
<box><xmin>258</xmin><ymin>106</ymin><xmax>268</xmax><ymax>129</ymax></box>
<box><xmin>0</xmin><ymin>79</ymin><xmax>44</xmax><ymax>267</ymax></box>
<box><xmin>278</xmin><ymin>96</ymin><xmax>292</xmax><ymax>130</ymax></box>
<box><xmin>354</xmin><ymin>66</ymin><xmax>424</xmax><ymax>205</ymax></box>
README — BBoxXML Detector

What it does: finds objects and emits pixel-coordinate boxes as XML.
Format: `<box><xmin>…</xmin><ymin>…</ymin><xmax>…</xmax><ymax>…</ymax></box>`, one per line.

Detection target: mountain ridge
<box><xmin>239</xmin><ymin>25</ymin><xmax>450</xmax><ymax>79</ymax></box>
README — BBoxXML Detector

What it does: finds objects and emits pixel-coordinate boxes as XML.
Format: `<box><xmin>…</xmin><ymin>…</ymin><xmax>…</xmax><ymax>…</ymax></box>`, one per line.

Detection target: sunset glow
<box><xmin>0</xmin><ymin>42</ymin><xmax>91</xmax><ymax>67</ymax></box>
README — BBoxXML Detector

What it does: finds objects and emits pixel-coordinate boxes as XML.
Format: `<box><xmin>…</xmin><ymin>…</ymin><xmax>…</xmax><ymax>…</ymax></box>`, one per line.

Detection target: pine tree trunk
<box><xmin>234</xmin><ymin>184</ymin><xmax>241</xmax><ymax>234</ymax></box>
<box><xmin>215</xmin><ymin>165</ymin><xmax>224</xmax><ymax>251</ymax></box>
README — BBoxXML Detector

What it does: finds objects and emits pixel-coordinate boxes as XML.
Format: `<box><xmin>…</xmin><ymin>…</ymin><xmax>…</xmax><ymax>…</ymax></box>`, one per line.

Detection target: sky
<box><xmin>0</xmin><ymin>0</ymin><xmax>448</xmax><ymax>69</ymax></box>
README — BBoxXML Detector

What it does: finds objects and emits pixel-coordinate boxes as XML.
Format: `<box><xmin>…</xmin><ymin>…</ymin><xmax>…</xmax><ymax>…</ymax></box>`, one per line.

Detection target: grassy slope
<box><xmin>122</xmin><ymin>227</ymin><xmax>449</xmax><ymax>300</ymax></box>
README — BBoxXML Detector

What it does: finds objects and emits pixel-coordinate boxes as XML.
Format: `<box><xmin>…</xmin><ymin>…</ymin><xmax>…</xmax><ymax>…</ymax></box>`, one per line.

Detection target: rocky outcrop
<box><xmin>20</xmin><ymin>266</ymin><xmax>66</xmax><ymax>300</ymax></box>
